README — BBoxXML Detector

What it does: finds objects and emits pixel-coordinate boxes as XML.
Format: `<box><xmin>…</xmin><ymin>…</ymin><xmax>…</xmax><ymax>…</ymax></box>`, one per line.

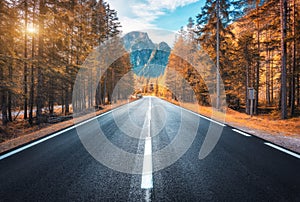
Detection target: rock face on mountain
<box><xmin>123</xmin><ymin>31</ymin><xmax>155</xmax><ymax>51</ymax></box>
<box><xmin>122</xmin><ymin>31</ymin><xmax>171</xmax><ymax>78</ymax></box>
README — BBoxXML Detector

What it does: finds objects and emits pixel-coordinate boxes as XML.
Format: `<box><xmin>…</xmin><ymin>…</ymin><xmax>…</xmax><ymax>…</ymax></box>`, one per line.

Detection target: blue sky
<box><xmin>106</xmin><ymin>0</ymin><xmax>205</xmax><ymax>45</ymax></box>
<box><xmin>152</xmin><ymin>1</ymin><xmax>205</xmax><ymax>31</ymax></box>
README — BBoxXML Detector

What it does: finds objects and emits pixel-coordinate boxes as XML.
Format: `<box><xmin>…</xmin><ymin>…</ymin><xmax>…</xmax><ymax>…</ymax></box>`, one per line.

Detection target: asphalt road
<box><xmin>0</xmin><ymin>96</ymin><xmax>300</xmax><ymax>201</ymax></box>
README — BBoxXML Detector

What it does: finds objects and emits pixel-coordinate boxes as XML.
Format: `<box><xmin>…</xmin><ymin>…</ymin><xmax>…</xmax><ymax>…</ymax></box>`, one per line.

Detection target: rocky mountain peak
<box><xmin>122</xmin><ymin>31</ymin><xmax>171</xmax><ymax>78</ymax></box>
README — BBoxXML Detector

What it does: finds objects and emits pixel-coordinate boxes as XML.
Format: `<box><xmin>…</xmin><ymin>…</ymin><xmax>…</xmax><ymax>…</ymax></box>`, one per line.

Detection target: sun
<box><xmin>26</xmin><ymin>25</ymin><xmax>37</xmax><ymax>34</ymax></box>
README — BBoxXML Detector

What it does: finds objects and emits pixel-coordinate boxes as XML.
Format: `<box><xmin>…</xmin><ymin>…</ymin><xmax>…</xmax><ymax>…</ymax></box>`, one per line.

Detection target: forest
<box><xmin>0</xmin><ymin>0</ymin><xmax>299</xmax><ymax>141</ymax></box>
<box><xmin>165</xmin><ymin>0</ymin><xmax>299</xmax><ymax>120</ymax></box>
<box><xmin>0</xmin><ymin>0</ymin><xmax>131</xmax><ymax>128</ymax></box>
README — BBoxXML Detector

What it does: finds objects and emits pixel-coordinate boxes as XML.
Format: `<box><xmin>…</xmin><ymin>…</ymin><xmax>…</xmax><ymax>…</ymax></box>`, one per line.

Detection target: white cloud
<box><xmin>145</xmin><ymin>29</ymin><xmax>177</xmax><ymax>47</ymax></box>
<box><xmin>146</xmin><ymin>0</ymin><xmax>199</xmax><ymax>11</ymax></box>
<box><xmin>107</xmin><ymin>0</ymin><xmax>198</xmax><ymax>32</ymax></box>
<box><xmin>128</xmin><ymin>0</ymin><xmax>198</xmax><ymax>29</ymax></box>
<box><xmin>106</xmin><ymin>0</ymin><xmax>197</xmax><ymax>46</ymax></box>
<box><xmin>120</xmin><ymin>17</ymin><xmax>157</xmax><ymax>34</ymax></box>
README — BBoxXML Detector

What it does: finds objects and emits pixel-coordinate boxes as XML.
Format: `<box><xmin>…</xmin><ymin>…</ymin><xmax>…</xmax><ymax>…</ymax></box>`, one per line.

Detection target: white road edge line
<box><xmin>264</xmin><ymin>142</ymin><xmax>300</xmax><ymax>159</ymax></box>
<box><xmin>232</xmin><ymin>129</ymin><xmax>252</xmax><ymax>137</ymax></box>
<box><xmin>0</xmin><ymin>100</ymin><xmax>141</xmax><ymax>161</ymax></box>
<box><xmin>159</xmin><ymin>99</ymin><xmax>226</xmax><ymax>127</ymax></box>
<box><xmin>141</xmin><ymin>97</ymin><xmax>153</xmax><ymax>189</ymax></box>
<box><xmin>159</xmin><ymin>98</ymin><xmax>300</xmax><ymax>160</ymax></box>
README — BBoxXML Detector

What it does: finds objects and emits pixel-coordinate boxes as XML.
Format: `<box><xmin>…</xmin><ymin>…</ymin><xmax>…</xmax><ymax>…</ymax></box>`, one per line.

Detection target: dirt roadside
<box><xmin>0</xmin><ymin>100</ymin><xmax>131</xmax><ymax>154</ymax></box>
<box><xmin>179</xmin><ymin>102</ymin><xmax>300</xmax><ymax>154</ymax></box>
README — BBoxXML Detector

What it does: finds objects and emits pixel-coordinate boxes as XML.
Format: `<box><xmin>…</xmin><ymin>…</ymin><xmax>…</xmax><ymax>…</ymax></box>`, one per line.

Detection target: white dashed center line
<box><xmin>141</xmin><ymin>97</ymin><xmax>153</xmax><ymax>189</ymax></box>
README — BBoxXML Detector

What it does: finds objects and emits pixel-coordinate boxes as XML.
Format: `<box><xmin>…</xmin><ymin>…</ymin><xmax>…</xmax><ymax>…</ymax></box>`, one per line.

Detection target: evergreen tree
<box><xmin>195</xmin><ymin>0</ymin><xmax>245</xmax><ymax>109</ymax></box>
<box><xmin>0</xmin><ymin>0</ymin><xmax>20</xmax><ymax>125</ymax></box>
<box><xmin>280</xmin><ymin>0</ymin><xmax>288</xmax><ymax>119</ymax></box>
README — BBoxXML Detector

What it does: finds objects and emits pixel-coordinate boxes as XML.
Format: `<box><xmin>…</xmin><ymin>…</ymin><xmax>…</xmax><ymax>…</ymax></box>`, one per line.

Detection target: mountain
<box><xmin>158</xmin><ymin>41</ymin><xmax>171</xmax><ymax>52</ymax></box>
<box><xmin>123</xmin><ymin>31</ymin><xmax>155</xmax><ymax>51</ymax></box>
<box><xmin>122</xmin><ymin>31</ymin><xmax>171</xmax><ymax>78</ymax></box>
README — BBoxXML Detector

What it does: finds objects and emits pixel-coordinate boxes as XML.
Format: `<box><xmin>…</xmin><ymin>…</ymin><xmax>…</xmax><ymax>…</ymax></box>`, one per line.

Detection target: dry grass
<box><xmin>177</xmin><ymin>101</ymin><xmax>300</xmax><ymax>137</ymax></box>
<box><xmin>223</xmin><ymin>108</ymin><xmax>300</xmax><ymax>137</ymax></box>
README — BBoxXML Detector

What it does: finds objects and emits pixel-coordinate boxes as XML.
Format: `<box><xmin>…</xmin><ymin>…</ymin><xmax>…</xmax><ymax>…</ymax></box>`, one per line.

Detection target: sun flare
<box><xmin>26</xmin><ymin>25</ymin><xmax>37</xmax><ymax>34</ymax></box>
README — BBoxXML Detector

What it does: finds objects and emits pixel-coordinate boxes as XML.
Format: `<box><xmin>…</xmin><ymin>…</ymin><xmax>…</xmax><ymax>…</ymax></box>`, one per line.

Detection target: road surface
<box><xmin>0</xmin><ymin>97</ymin><xmax>300</xmax><ymax>201</ymax></box>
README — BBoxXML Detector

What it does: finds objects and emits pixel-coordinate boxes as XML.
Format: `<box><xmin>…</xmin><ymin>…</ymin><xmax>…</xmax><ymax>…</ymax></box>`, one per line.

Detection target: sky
<box><xmin>106</xmin><ymin>0</ymin><xmax>205</xmax><ymax>45</ymax></box>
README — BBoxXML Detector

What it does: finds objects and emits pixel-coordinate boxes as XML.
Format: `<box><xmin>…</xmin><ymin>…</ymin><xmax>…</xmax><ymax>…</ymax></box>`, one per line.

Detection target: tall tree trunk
<box><xmin>216</xmin><ymin>0</ymin><xmax>221</xmax><ymax>110</ymax></box>
<box><xmin>104</xmin><ymin>72</ymin><xmax>107</xmax><ymax>104</ymax></box>
<box><xmin>65</xmin><ymin>1</ymin><xmax>75</xmax><ymax>114</ymax></box>
<box><xmin>24</xmin><ymin>0</ymin><xmax>28</xmax><ymax>119</ymax></box>
<box><xmin>280</xmin><ymin>0</ymin><xmax>288</xmax><ymax>119</ymax></box>
<box><xmin>270</xmin><ymin>51</ymin><xmax>274</xmax><ymax>103</ymax></box>
<box><xmin>29</xmin><ymin>1</ymin><xmax>36</xmax><ymax>125</ymax></box>
<box><xmin>8</xmin><ymin>90</ymin><xmax>12</xmax><ymax>122</ymax></box>
<box><xmin>49</xmin><ymin>42</ymin><xmax>55</xmax><ymax>115</ymax></box>
<box><xmin>61</xmin><ymin>88</ymin><xmax>64</xmax><ymax>114</ymax></box>
<box><xmin>265</xmin><ymin>31</ymin><xmax>271</xmax><ymax>106</ymax></box>
<box><xmin>28</xmin><ymin>36</ymin><xmax>35</xmax><ymax>125</ymax></box>
<box><xmin>95</xmin><ymin>59</ymin><xmax>102</xmax><ymax>106</ymax></box>
<box><xmin>290</xmin><ymin>0</ymin><xmax>296</xmax><ymax>116</ymax></box>
<box><xmin>36</xmin><ymin>0</ymin><xmax>45</xmax><ymax>124</ymax></box>
<box><xmin>65</xmin><ymin>66</ymin><xmax>69</xmax><ymax>115</ymax></box>
<box><xmin>1</xmin><ymin>92</ymin><xmax>8</xmax><ymax>126</ymax></box>
<box><xmin>8</xmin><ymin>60</ymin><xmax>13</xmax><ymax>122</ymax></box>
<box><xmin>254</xmin><ymin>0</ymin><xmax>260</xmax><ymax>115</ymax></box>
<box><xmin>246</xmin><ymin>63</ymin><xmax>250</xmax><ymax>114</ymax></box>
<box><xmin>111</xmin><ymin>67</ymin><xmax>114</xmax><ymax>103</ymax></box>
<box><xmin>0</xmin><ymin>65</ymin><xmax>8</xmax><ymax>125</ymax></box>
<box><xmin>297</xmin><ymin>73</ymin><xmax>300</xmax><ymax>107</ymax></box>
<box><xmin>89</xmin><ymin>69</ymin><xmax>93</xmax><ymax>108</ymax></box>
<box><xmin>49</xmin><ymin>77</ymin><xmax>54</xmax><ymax>115</ymax></box>
<box><xmin>29</xmin><ymin>36</ymin><xmax>35</xmax><ymax>125</ymax></box>
<box><xmin>96</xmin><ymin>83</ymin><xmax>102</xmax><ymax>106</ymax></box>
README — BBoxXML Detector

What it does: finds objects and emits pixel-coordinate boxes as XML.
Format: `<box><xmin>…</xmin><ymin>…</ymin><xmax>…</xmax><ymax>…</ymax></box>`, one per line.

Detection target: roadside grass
<box><xmin>166</xmin><ymin>99</ymin><xmax>300</xmax><ymax>153</ymax></box>
<box><xmin>176</xmin><ymin>101</ymin><xmax>300</xmax><ymax>137</ymax></box>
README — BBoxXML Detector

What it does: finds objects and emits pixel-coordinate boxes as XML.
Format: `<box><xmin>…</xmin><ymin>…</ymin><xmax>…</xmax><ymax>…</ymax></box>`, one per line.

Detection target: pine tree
<box><xmin>236</xmin><ymin>31</ymin><xmax>256</xmax><ymax>113</ymax></box>
<box><xmin>23</xmin><ymin>0</ymin><xmax>29</xmax><ymax>120</ymax></box>
<box><xmin>280</xmin><ymin>0</ymin><xmax>288</xmax><ymax>119</ymax></box>
<box><xmin>290</xmin><ymin>0</ymin><xmax>297</xmax><ymax>116</ymax></box>
<box><xmin>28</xmin><ymin>0</ymin><xmax>37</xmax><ymax>125</ymax></box>
<box><xmin>195</xmin><ymin>0</ymin><xmax>245</xmax><ymax>109</ymax></box>
<box><xmin>0</xmin><ymin>0</ymin><xmax>20</xmax><ymax>125</ymax></box>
